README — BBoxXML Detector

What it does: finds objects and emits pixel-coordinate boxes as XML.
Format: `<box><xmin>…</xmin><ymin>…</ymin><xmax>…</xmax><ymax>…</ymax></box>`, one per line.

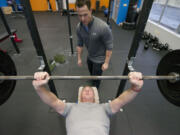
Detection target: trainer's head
<box><xmin>76</xmin><ymin>0</ymin><xmax>92</xmax><ymax>26</ymax></box>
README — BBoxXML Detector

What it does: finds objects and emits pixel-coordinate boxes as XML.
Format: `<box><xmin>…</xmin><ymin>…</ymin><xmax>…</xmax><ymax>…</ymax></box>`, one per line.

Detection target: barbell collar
<box><xmin>0</xmin><ymin>74</ymin><xmax>179</xmax><ymax>81</ymax></box>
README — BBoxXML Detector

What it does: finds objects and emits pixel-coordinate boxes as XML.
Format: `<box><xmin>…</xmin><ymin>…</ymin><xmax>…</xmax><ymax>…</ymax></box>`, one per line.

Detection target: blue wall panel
<box><xmin>0</xmin><ymin>0</ymin><xmax>21</xmax><ymax>7</ymax></box>
<box><xmin>15</xmin><ymin>0</ymin><xmax>21</xmax><ymax>5</ymax></box>
<box><xmin>116</xmin><ymin>0</ymin><xmax>130</xmax><ymax>24</ymax></box>
<box><xmin>137</xmin><ymin>0</ymin><xmax>141</xmax><ymax>8</ymax></box>
<box><xmin>0</xmin><ymin>0</ymin><xmax>8</xmax><ymax>7</ymax></box>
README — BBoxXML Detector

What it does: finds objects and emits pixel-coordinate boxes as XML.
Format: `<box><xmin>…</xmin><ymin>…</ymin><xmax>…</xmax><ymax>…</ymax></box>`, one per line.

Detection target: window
<box><xmin>149</xmin><ymin>0</ymin><xmax>180</xmax><ymax>34</ymax></box>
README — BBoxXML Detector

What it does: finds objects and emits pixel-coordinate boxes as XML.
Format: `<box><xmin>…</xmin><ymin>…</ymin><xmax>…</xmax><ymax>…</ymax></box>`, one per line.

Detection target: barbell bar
<box><xmin>0</xmin><ymin>73</ymin><xmax>179</xmax><ymax>81</ymax></box>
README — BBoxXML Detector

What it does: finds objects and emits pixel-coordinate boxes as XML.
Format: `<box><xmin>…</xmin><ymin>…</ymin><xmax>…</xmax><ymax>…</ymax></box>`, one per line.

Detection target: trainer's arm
<box><xmin>77</xmin><ymin>46</ymin><xmax>83</xmax><ymax>66</ymax></box>
<box><xmin>102</xmin><ymin>50</ymin><xmax>112</xmax><ymax>71</ymax></box>
<box><xmin>101</xmin><ymin>25</ymin><xmax>113</xmax><ymax>71</ymax></box>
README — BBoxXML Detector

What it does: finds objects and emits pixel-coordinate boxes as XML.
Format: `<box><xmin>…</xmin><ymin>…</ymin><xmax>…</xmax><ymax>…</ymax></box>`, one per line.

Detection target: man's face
<box><xmin>81</xmin><ymin>86</ymin><xmax>95</xmax><ymax>103</ymax></box>
<box><xmin>76</xmin><ymin>5</ymin><xmax>92</xmax><ymax>26</ymax></box>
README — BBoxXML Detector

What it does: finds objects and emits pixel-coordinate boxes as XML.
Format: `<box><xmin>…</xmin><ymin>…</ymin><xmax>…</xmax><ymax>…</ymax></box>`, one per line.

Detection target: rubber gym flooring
<box><xmin>0</xmin><ymin>12</ymin><xmax>180</xmax><ymax>135</ymax></box>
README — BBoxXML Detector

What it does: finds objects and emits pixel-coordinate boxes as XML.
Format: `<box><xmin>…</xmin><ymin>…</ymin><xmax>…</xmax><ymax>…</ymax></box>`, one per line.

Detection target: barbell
<box><xmin>0</xmin><ymin>73</ymin><xmax>179</xmax><ymax>80</ymax></box>
<box><xmin>0</xmin><ymin>50</ymin><xmax>180</xmax><ymax>106</ymax></box>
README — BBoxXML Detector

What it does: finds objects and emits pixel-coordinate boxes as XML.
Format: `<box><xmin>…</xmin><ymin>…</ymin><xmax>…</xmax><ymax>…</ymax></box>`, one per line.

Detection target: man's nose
<box><xmin>86</xmin><ymin>90</ymin><xmax>90</xmax><ymax>93</ymax></box>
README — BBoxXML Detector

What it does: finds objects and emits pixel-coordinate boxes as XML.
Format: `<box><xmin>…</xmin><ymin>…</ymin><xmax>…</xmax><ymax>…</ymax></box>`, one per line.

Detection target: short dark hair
<box><xmin>75</xmin><ymin>0</ymin><xmax>91</xmax><ymax>10</ymax></box>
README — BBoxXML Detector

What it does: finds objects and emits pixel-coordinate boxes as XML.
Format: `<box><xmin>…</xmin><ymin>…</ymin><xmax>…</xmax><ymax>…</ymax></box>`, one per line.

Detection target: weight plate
<box><xmin>0</xmin><ymin>50</ymin><xmax>17</xmax><ymax>106</ymax></box>
<box><xmin>157</xmin><ymin>50</ymin><xmax>180</xmax><ymax>107</ymax></box>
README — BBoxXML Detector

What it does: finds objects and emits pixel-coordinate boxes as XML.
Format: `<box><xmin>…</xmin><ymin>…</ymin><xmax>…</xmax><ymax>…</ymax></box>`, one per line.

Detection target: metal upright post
<box><xmin>116</xmin><ymin>0</ymin><xmax>154</xmax><ymax>97</ymax></box>
<box><xmin>66</xmin><ymin>0</ymin><xmax>74</xmax><ymax>55</ymax></box>
<box><xmin>107</xmin><ymin>0</ymin><xmax>112</xmax><ymax>25</ymax></box>
<box><xmin>20</xmin><ymin>0</ymin><xmax>58</xmax><ymax>96</ymax></box>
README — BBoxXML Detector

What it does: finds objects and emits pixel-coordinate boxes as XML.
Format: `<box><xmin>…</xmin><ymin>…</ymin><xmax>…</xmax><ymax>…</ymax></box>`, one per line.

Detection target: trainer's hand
<box><xmin>32</xmin><ymin>72</ymin><xmax>50</xmax><ymax>90</ymax></box>
<box><xmin>102</xmin><ymin>63</ymin><xmax>109</xmax><ymax>71</ymax></box>
<box><xmin>128</xmin><ymin>72</ymin><xmax>143</xmax><ymax>92</ymax></box>
<box><xmin>77</xmin><ymin>59</ymin><xmax>82</xmax><ymax>67</ymax></box>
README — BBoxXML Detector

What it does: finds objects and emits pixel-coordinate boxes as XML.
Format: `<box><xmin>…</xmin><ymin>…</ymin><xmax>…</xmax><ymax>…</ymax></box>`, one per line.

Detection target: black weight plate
<box><xmin>156</xmin><ymin>50</ymin><xmax>180</xmax><ymax>107</ymax></box>
<box><xmin>0</xmin><ymin>50</ymin><xmax>17</xmax><ymax>106</ymax></box>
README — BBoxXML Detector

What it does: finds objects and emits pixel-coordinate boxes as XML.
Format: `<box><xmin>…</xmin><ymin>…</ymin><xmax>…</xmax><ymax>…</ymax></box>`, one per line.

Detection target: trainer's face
<box><xmin>76</xmin><ymin>5</ymin><xmax>92</xmax><ymax>26</ymax></box>
<box><xmin>81</xmin><ymin>86</ymin><xmax>95</xmax><ymax>103</ymax></box>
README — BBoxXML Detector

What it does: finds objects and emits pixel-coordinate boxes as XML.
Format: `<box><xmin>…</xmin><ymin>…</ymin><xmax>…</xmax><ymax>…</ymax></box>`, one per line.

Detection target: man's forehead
<box><xmin>83</xmin><ymin>86</ymin><xmax>93</xmax><ymax>91</ymax></box>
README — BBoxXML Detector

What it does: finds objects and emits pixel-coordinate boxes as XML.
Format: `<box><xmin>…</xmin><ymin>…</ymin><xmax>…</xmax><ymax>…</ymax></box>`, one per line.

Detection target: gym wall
<box><xmin>145</xmin><ymin>20</ymin><xmax>180</xmax><ymax>50</ymax></box>
<box><xmin>30</xmin><ymin>0</ymin><xmax>58</xmax><ymax>11</ymax></box>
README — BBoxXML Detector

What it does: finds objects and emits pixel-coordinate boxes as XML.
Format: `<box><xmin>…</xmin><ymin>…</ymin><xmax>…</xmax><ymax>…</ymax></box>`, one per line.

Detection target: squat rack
<box><xmin>18</xmin><ymin>0</ymin><xmax>153</xmax><ymax>98</ymax></box>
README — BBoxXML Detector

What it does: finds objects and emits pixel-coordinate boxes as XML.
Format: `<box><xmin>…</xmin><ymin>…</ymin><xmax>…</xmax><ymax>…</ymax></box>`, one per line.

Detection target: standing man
<box><xmin>76</xmin><ymin>0</ymin><xmax>113</xmax><ymax>89</ymax></box>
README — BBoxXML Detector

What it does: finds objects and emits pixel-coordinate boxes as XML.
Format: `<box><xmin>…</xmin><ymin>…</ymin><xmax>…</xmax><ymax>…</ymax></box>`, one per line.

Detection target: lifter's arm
<box><xmin>110</xmin><ymin>72</ymin><xmax>143</xmax><ymax>114</ymax></box>
<box><xmin>32</xmin><ymin>72</ymin><xmax>65</xmax><ymax>115</ymax></box>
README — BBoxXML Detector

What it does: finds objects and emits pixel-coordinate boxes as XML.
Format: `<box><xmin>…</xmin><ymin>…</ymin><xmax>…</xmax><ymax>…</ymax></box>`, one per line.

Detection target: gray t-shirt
<box><xmin>62</xmin><ymin>102</ymin><xmax>113</xmax><ymax>135</ymax></box>
<box><xmin>76</xmin><ymin>16</ymin><xmax>113</xmax><ymax>63</ymax></box>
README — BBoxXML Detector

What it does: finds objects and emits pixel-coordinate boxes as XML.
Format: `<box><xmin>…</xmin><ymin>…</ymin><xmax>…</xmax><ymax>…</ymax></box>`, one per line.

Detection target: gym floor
<box><xmin>0</xmin><ymin>12</ymin><xmax>180</xmax><ymax>135</ymax></box>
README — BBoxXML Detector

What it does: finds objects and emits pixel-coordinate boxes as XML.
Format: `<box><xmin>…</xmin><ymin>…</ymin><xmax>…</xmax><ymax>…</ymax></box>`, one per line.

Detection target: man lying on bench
<box><xmin>32</xmin><ymin>71</ymin><xmax>143</xmax><ymax>135</ymax></box>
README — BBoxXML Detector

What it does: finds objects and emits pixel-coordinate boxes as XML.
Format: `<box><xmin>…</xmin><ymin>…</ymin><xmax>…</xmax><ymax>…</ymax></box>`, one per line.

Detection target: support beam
<box><xmin>65</xmin><ymin>0</ymin><xmax>74</xmax><ymax>55</ymax></box>
<box><xmin>19</xmin><ymin>0</ymin><xmax>58</xmax><ymax>97</ymax></box>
